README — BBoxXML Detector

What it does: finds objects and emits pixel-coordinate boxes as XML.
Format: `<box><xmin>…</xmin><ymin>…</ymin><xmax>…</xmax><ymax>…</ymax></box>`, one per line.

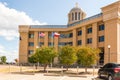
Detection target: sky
<box><xmin>0</xmin><ymin>0</ymin><xmax>118</xmax><ymax>62</ymax></box>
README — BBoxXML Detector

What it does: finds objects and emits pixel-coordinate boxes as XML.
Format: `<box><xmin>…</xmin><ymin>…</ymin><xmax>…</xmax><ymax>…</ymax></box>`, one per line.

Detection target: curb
<box><xmin>44</xmin><ymin>73</ymin><xmax>97</xmax><ymax>78</ymax></box>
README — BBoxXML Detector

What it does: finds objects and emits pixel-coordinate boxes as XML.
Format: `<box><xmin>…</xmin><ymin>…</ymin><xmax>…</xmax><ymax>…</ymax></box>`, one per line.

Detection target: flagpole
<box><xmin>53</xmin><ymin>32</ymin><xmax>54</xmax><ymax>47</ymax></box>
<box><xmin>38</xmin><ymin>32</ymin><xmax>39</xmax><ymax>48</ymax></box>
<box><xmin>51</xmin><ymin>32</ymin><xmax>54</xmax><ymax>47</ymax></box>
<box><xmin>51</xmin><ymin>32</ymin><xmax>54</xmax><ymax>68</ymax></box>
<box><xmin>39</xmin><ymin>32</ymin><xmax>40</xmax><ymax>47</ymax></box>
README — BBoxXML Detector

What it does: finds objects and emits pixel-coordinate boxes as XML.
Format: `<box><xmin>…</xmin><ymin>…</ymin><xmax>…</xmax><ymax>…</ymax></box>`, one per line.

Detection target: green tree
<box><xmin>28</xmin><ymin>54</ymin><xmax>38</xmax><ymax>63</ymax></box>
<box><xmin>1</xmin><ymin>56</ymin><xmax>7</xmax><ymax>64</ymax></box>
<box><xmin>59</xmin><ymin>45</ymin><xmax>77</xmax><ymax>70</ymax></box>
<box><xmin>32</xmin><ymin>47</ymin><xmax>57</xmax><ymax>71</ymax></box>
<box><xmin>77</xmin><ymin>47</ymin><xmax>100</xmax><ymax>73</ymax></box>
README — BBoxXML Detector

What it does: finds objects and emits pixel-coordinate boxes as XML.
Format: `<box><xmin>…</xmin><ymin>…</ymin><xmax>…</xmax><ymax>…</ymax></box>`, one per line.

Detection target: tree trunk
<box><xmin>85</xmin><ymin>66</ymin><xmax>87</xmax><ymax>73</ymax></box>
<box><xmin>35</xmin><ymin>64</ymin><xmax>37</xmax><ymax>69</ymax></box>
<box><xmin>66</xmin><ymin>67</ymin><xmax>69</xmax><ymax>71</ymax></box>
<box><xmin>44</xmin><ymin>64</ymin><xmax>47</xmax><ymax>72</ymax></box>
<box><xmin>66</xmin><ymin>65</ymin><xmax>69</xmax><ymax>71</ymax></box>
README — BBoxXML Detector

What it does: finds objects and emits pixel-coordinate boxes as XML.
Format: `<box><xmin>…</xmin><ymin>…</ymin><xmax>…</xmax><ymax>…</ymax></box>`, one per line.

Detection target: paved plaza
<box><xmin>0</xmin><ymin>65</ymin><xmax>103</xmax><ymax>80</ymax></box>
<box><xmin>0</xmin><ymin>73</ymin><xmax>97</xmax><ymax>80</ymax></box>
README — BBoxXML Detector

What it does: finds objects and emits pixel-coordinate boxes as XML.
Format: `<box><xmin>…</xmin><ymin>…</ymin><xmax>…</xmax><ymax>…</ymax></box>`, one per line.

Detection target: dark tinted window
<box><xmin>78</xmin><ymin>40</ymin><xmax>82</xmax><ymax>45</ymax></box>
<box><xmin>28</xmin><ymin>50</ymin><xmax>34</xmax><ymax>54</ymax></box>
<box><xmin>78</xmin><ymin>30</ymin><xmax>82</xmax><ymax>36</ymax></box>
<box><xmin>115</xmin><ymin>64</ymin><xmax>120</xmax><ymax>67</ymax></box>
<box><xmin>99</xmin><ymin>36</ymin><xmax>104</xmax><ymax>42</ymax></box>
<box><xmin>87</xmin><ymin>27</ymin><xmax>92</xmax><ymax>34</ymax></box>
<box><xmin>60</xmin><ymin>33</ymin><xmax>73</xmax><ymax>38</ymax></box>
<box><xmin>107</xmin><ymin>64</ymin><xmax>113</xmax><ymax>68</ymax></box>
<box><xmin>39</xmin><ymin>42</ymin><xmax>44</xmax><ymax>46</ymax></box>
<box><xmin>29</xmin><ymin>34</ymin><xmax>34</xmax><ymax>38</ymax></box>
<box><xmin>99</xmin><ymin>24</ymin><xmax>104</xmax><ymax>31</ymax></box>
<box><xmin>29</xmin><ymin>42</ymin><xmax>34</xmax><ymax>46</ymax></box>
<box><xmin>103</xmin><ymin>63</ymin><xmax>115</xmax><ymax>68</ymax></box>
<box><xmin>69</xmin><ymin>33</ymin><xmax>73</xmax><ymax>38</ymax></box>
<box><xmin>87</xmin><ymin>38</ymin><xmax>92</xmax><ymax>44</ymax></box>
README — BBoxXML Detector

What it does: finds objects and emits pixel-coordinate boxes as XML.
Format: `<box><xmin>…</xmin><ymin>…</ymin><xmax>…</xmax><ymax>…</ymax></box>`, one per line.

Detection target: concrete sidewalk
<box><xmin>0</xmin><ymin>65</ymin><xmax>99</xmax><ymax>80</ymax></box>
<box><xmin>0</xmin><ymin>73</ymin><xmax>97</xmax><ymax>80</ymax></box>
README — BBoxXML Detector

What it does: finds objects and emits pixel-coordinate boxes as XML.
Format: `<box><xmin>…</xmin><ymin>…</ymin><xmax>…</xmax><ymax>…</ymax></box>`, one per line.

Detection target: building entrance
<box><xmin>99</xmin><ymin>47</ymin><xmax>104</xmax><ymax>65</ymax></box>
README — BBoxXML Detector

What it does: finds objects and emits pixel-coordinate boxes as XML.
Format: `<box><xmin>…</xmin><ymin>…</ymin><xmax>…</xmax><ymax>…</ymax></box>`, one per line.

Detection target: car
<box><xmin>98</xmin><ymin>63</ymin><xmax>120</xmax><ymax>80</ymax></box>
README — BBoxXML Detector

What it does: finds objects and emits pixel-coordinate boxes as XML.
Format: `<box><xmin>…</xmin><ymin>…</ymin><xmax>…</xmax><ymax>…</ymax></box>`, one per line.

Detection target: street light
<box><xmin>36</xmin><ymin>46</ymin><xmax>39</xmax><ymax>68</ymax></box>
<box><xmin>108</xmin><ymin>45</ymin><xmax>111</xmax><ymax>63</ymax></box>
<box><xmin>36</xmin><ymin>46</ymin><xmax>39</xmax><ymax>49</ymax></box>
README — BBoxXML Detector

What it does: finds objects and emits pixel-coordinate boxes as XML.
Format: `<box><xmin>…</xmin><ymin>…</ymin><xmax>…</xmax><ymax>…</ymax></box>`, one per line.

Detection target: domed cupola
<box><xmin>68</xmin><ymin>3</ymin><xmax>86</xmax><ymax>24</ymax></box>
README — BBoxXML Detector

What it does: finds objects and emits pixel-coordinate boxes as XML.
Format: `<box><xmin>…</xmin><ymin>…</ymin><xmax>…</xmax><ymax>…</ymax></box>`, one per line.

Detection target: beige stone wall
<box><xmin>19</xmin><ymin>32</ymin><xmax>29</xmax><ymax>63</ymax></box>
<box><xmin>92</xmin><ymin>23</ymin><xmax>98</xmax><ymax>48</ymax></box>
<box><xmin>102</xmin><ymin>1</ymin><xmax>120</xmax><ymax>64</ymax></box>
<box><xmin>104</xmin><ymin>20</ymin><xmax>118</xmax><ymax>63</ymax></box>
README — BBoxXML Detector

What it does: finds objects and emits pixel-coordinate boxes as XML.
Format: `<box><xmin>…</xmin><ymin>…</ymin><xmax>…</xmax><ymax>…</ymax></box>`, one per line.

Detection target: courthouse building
<box><xmin>19</xmin><ymin>1</ymin><xmax>120</xmax><ymax>64</ymax></box>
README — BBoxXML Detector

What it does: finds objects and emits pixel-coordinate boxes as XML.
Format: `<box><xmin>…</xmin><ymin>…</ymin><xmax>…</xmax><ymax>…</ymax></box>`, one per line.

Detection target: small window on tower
<box><xmin>78</xmin><ymin>12</ymin><xmax>80</xmax><ymax>20</ymax></box>
<box><xmin>72</xmin><ymin>13</ymin><xmax>74</xmax><ymax>21</ymax></box>
<box><xmin>75</xmin><ymin>12</ymin><xmax>77</xmax><ymax>20</ymax></box>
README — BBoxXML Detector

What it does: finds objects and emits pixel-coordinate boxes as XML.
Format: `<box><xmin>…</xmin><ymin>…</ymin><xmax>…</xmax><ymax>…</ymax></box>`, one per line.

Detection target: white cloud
<box><xmin>0</xmin><ymin>2</ymin><xmax>46</xmax><ymax>41</ymax></box>
<box><xmin>0</xmin><ymin>44</ymin><xmax>18</xmax><ymax>62</ymax></box>
<box><xmin>0</xmin><ymin>29</ymin><xmax>19</xmax><ymax>40</ymax></box>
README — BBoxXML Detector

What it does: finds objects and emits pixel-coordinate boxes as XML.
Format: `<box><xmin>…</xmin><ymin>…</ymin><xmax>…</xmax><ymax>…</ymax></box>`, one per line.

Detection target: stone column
<box><xmin>82</xmin><ymin>26</ymin><xmax>86</xmax><ymax>46</ymax></box>
<box><xmin>92</xmin><ymin>23</ymin><xmax>98</xmax><ymax>48</ymax></box>
<box><xmin>73</xmin><ymin>29</ymin><xmax>77</xmax><ymax>46</ymax></box>
<box><xmin>19</xmin><ymin>32</ymin><xmax>29</xmax><ymax>63</ymax></box>
<box><xmin>44</xmin><ymin>32</ymin><xmax>48</xmax><ymax>47</ymax></box>
<box><xmin>34</xmin><ymin>31</ymin><xmax>39</xmax><ymax>50</ymax></box>
<box><xmin>19</xmin><ymin>26</ymin><xmax>29</xmax><ymax>63</ymax></box>
<box><xmin>54</xmin><ymin>34</ymin><xmax>59</xmax><ymax>64</ymax></box>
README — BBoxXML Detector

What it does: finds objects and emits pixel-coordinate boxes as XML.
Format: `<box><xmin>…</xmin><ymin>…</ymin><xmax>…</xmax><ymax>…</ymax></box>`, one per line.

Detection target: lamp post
<box><xmin>36</xmin><ymin>46</ymin><xmax>39</xmax><ymax>49</ymax></box>
<box><xmin>108</xmin><ymin>45</ymin><xmax>111</xmax><ymax>63</ymax></box>
<box><xmin>36</xmin><ymin>46</ymin><xmax>39</xmax><ymax>68</ymax></box>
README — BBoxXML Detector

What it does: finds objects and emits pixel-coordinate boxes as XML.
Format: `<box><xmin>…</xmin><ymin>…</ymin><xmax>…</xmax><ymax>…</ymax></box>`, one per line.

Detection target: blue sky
<box><xmin>0</xmin><ymin>0</ymin><xmax>117</xmax><ymax>62</ymax></box>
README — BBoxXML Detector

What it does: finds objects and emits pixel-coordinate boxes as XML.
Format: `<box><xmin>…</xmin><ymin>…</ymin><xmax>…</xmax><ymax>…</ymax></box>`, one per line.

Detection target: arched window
<box><xmin>78</xmin><ymin>12</ymin><xmax>80</xmax><ymax>20</ymax></box>
<box><xmin>72</xmin><ymin>13</ymin><xmax>74</xmax><ymax>21</ymax></box>
<box><xmin>75</xmin><ymin>12</ymin><xmax>77</xmax><ymax>20</ymax></box>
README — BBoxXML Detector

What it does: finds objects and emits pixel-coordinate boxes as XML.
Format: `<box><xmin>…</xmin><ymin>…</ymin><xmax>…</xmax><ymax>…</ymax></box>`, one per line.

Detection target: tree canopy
<box><xmin>0</xmin><ymin>56</ymin><xmax>7</xmax><ymax>64</ymax></box>
<box><xmin>59</xmin><ymin>45</ymin><xmax>77</xmax><ymax>70</ymax></box>
<box><xmin>76</xmin><ymin>47</ymin><xmax>100</xmax><ymax>72</ymax></box>
<box><xmin>28</xmin><ymin>46</ymin><xmax>57</xmax><ymax>71</ymax></box>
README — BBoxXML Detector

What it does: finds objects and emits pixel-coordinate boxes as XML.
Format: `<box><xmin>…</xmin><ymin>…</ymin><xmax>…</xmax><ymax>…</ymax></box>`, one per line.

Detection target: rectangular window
<box><xmin>99</xmin><ymin>36</ymin><xmax>104</xmax><ymax>42</ymax></box>
<box><xmin>87</xmin><ymin>27</ymin><xmax>92</xmax><ymax>34</ymax></box>
<box><xmin>99</xmin><ymin>24</ymin><xmax>104</xmax><ymax>31</ymax></box>
<box><xmin>29</xmin><ymin>42</ymin><xmax>34</xmax><ymax>46</ymax></box>
<box><xmin>87</xmin><ymin>38</ymin><xmax>92</xmax><ymax>44</ymax></box>
<box><xmin>29</xmin><ymin>34</ymin><xmax>34</xmax><ymax>38</ymax></box>
<box><xmin>60</xmin><ymin>33</ymin><xmax>73</xmax><ymax>38</ymax></box>
<box><xmin>59</xmin><ymin>42</ymin><xmax>72</xmax><ymax>46</ymax></box>
<box><xmin>69</xmin><ymin>33</ymin><xmax>73</xmax><ymax>38</ymax></box>
<box><xmin>39</xmin><ymin>42</ymin><xmax>44</xmax><ymax>47</ymax></box>
<box><xmin>78</xmin><ymin>40</ymin><xmax>82</xmax><ymax>45</ymax></box>
<box><xmin>28</xmin><ymin>50</ymin><xmax>34</xmax><ymax>55</ymax></box>
<box><xmin>78</xmin><ymin>30</ymin><xmax>82</xmax><ymax>36</ymax></box>
<box><xmin>59</xmin><ymin>42</ymin><xmax>66</xmax><ymax>46</ymax></box>
<box><xmin>67</xmin><ymin>42</ymin><xmax>73</xmax><ymax>46</ymax></box>
<box><xmin>48</xmin><ymin>42</ymin><xmax>54</xmax><ymax>46</ymax></box>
